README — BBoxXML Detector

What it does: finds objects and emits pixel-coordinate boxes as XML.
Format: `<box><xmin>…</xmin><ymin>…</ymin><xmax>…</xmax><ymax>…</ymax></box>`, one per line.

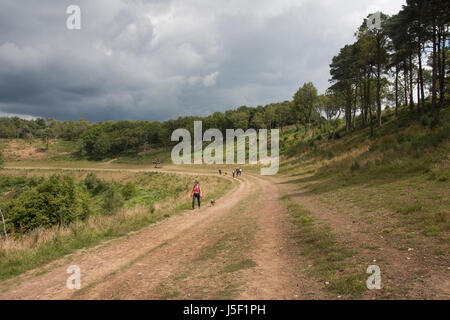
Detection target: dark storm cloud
<box><xmin>0</xmin><ymin>0</ymin><xmax>405</xmax><ymax>121</ymax></box>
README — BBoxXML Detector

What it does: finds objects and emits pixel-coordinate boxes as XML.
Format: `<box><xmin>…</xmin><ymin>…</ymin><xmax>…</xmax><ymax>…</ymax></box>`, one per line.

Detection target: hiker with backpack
<box><xmin>190</xmin><ymin>180</ymin><xmax>203</xmax><ymax>210</ymax></box>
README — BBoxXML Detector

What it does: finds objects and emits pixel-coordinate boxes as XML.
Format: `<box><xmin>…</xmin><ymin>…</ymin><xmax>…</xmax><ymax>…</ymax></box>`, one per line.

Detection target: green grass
<box><xmin>223</xmin><ymin>258</ymin><xmax>257</xmax><ymax>273</ymax></box>
<box><xmin>328</xmin><ymin>273</ymin><xmax>367</xmax><ymax>296</ymax></box>
<box><xmin>282</xmin><ymin>195</ymin><xmax>365</xmax><ymax>298</ymax></box>
<box><xmin>279</xmin><ymin>106</ymin><xmax>450</xmax><ymax>238</ymax></box>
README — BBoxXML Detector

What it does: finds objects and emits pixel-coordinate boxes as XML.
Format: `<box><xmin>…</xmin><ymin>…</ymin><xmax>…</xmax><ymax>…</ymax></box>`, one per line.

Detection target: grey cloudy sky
<box><xmin>0</xmin><ymin>0</ymin><xmax>405</xmax><ymax>121</ymax></box>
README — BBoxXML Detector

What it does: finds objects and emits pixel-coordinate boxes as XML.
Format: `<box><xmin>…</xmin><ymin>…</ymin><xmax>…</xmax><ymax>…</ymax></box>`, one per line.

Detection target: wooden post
<box><xmin>0</xmin><ymin>209</ymin><xmax>8</xmax><ymax>241</ymax></box>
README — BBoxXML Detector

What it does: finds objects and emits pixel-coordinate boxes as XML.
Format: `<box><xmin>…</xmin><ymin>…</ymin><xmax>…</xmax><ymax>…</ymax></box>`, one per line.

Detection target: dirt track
<box><xmin>0</xmin><ymin>168</ymin><xmax>318</xmax><ymax>300</ymax></box>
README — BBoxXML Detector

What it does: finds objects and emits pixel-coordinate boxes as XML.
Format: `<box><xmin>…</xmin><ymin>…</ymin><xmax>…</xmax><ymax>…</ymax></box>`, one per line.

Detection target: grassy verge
<box><xmin>281</xmin><ymin>194</ymin><xmax>366</xmax><ymax>298</ymax></box>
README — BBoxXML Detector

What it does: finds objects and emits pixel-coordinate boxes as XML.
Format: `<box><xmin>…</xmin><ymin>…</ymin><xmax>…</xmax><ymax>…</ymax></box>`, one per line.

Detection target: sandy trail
<box><xmin>238</xmin><ymin>174</ymin><xmax>323</xmax><ymax>299</ymax></box>
<box><xmin>0</xmin><ymin>167</ymin><xmax>311</xmax><ymax>300</ymax></box>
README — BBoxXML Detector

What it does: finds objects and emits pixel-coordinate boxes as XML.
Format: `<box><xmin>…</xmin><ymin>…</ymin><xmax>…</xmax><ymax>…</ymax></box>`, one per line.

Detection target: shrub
<box><xmin>84</xmin><ymin>172</ymin><xmax>107</xmax><ymax>195</ymax></box>
<box><xmin>0</xmin><ymin>174</ymin><xmax>43</xmax><ymax>194</ymax></box>
<box><xmin>5</xmin><ymin>175</ymin><xmax>90</xmax><ymax>233</ymax></box>
<box><xmin>121</xmin><ymin>182</ymin><xmax>137</xmax><ymax>200</ymax></box>
<box><xmin>102</xmin><ymin>184</ymin><xmax>124</xmax><ymax>215</ymax></box>
<box><xmin>420</xmin><ymin>114</ymin><xmax>432</xmax><ymax>127</ymax></box>
<box><xmin>0</xmin><ymin>151</ymin><xmax>4</xmax><ymax>168</ymax></box>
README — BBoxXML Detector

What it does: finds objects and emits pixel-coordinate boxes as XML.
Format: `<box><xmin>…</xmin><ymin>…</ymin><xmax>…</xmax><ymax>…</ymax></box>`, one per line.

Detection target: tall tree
<box><xmin>292</xmin><ymin>82</ymin><xmax>319</xmax><ymax>137</ymax></box>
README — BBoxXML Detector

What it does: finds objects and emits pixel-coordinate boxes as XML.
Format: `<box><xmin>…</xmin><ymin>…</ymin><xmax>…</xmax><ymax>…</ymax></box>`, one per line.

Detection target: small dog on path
<box><xmin>210</xmin><ymin>200</ymin><xmax>216</xmax><ymax>206</ymax></box>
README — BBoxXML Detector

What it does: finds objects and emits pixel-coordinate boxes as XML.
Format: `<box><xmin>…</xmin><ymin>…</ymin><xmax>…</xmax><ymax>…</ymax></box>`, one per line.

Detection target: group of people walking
<box><xmin>232</xmin><ymin>168</ymin><xmax>242</xmax><ymax>178</ymax></box>
<box><xmin>218</xmin><ymin>168</ymin><xmax>243</xmax><ymax>178</ymax></box>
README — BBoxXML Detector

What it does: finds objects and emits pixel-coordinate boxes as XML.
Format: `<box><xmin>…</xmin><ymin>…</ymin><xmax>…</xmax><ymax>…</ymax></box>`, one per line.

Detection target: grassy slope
<box><xmin>280</xmin><ymin>106</ymin><xmax>449</xmax><ymax>237</ymax></box>
<box><xmin>0</xmin><ymin>137</ymin><xmax>173</xmax><ymax>166</ymax></box>
<box><xmin>278</xmin><ymin>106</ymin><xmax>450</xmax><ymax>298</ymax></box>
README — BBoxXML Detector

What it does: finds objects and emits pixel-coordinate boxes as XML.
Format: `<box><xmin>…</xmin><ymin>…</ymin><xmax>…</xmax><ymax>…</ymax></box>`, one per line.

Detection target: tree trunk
<box><xmin>404</xmin><ymin>61</ymin><xmax>408</xmax><ymax>107</ymax></box>
<box><xmin>431</xmin><ymin>23</ymin><xmax>438</xmax><ymax>114</ymax></box>
<box><xmin>376</xmin><ymin>34</ymin><xmax>382</xmax><ymax>127</ymax></box>
<box><xmin>395</xmin><ymin>65</ymin><xmax>399</xmax><ymax>118</ymax></box>
<box><xmin>417</xmin><ymin>41</ymin><xmax>424</xmax><ymax>113</ymax></box>
<box><xmin>438</xmin><ymin>25</ymin><xmax>445</xmax><ymax>106</ymax></box>
<box><xmin>409</xmin><ymin>54</ymin><xmax>414</xmax><ymax>112</ymax></box>
<box><xmin>368</xmin><ymin>74</ymin><xmax>374</xmax><ymax>137</ymax></box>
<box><xmin>353</xmin><ymin>84</ymin><xmax>358</xmax><ymax>129</ymax></box>
<box><xmin>346</xmin><ymin>82</ymin><xmax>352</xmax><ymax>133</ymax></box>
<box><xmin>361</xmin><ymin>79</ymin><xmax>366</xmax><ymax>125</ymax></box>
<box><xmin>417</xmin><ymin>64</ymin><xmax>421</xmax><ymax>112</ymax></box>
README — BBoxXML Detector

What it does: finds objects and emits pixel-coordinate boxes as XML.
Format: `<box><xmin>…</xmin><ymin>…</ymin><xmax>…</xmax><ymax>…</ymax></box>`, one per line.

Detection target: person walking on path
<box><xmin>190</xmin><ymin>180</ymin><xmax>203</xmax><ymax>210</ymax></box>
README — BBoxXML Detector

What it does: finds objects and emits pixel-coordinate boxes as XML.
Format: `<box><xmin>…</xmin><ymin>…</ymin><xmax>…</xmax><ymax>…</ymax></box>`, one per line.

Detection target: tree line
<box><xmin>0</xmin><ymin>101</ymin><xmax>301</xmax><ymax>160</ymax></box>
<box><xmin>328</xmin><ymin>0</ymin><xmax>449</xmax><ymax>136</ymax></box>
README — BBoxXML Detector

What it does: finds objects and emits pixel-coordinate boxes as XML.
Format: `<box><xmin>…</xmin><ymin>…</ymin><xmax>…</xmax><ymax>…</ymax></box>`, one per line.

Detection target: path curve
<box><xmin>0</xmin><ymin>166</ymin><xmax>310</xmax><ymax>300</ymax></box>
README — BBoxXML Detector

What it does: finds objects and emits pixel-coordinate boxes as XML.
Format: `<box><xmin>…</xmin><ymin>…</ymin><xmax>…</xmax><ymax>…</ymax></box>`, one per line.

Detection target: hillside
<box><xmin>274</xmin><ymin>105</ymin><xmax>449</xmax><ymax>298</ymax></box>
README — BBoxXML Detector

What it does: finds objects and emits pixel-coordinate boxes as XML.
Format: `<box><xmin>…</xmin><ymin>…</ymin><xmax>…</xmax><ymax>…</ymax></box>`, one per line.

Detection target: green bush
<box><xmin>5</xmin><ymin>175</ymin><xmax>90</xmax><ymax>233</ymax></box>
<box><xmin>84</xmin><ymin>172</ymin><xmax>107</xmax><ymax>195</ymax></box>
<box><xmin>102</xmin><ymin>184</ymin><xmax>124</xmax><ymax>215</ymax></box>
<box><xmin>121</xmin><ymin>182</ymin><xmax>137</xmax><ymax>200</ymax></box>
<box><xmin>420</xmin><ymin>114</ymin><xmax>432</xmax><ymax>127</ymax></box>
<box><xmin>0</xmin><ymin>174</ymin><xmax>43</xmax><ymax>194</ymax></box>
<box><xmin>0</xmin><ymin>151</ymin><xmax>4</xmax><ymax>168</ymax></box>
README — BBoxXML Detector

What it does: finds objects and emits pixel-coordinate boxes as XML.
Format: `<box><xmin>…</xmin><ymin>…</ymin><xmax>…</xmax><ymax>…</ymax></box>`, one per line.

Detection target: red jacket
<box><xmin>190</xmin><ymin>184</ymin><xmax>202</xmax><ymax>197</ymax></box>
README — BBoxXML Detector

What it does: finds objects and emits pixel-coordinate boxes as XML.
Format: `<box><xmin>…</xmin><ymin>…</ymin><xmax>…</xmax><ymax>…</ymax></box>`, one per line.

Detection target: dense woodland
<box><xmin>0</xmin><ymin>0</ymin><xmax>448</xmax><ymax>161</ymax></box>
